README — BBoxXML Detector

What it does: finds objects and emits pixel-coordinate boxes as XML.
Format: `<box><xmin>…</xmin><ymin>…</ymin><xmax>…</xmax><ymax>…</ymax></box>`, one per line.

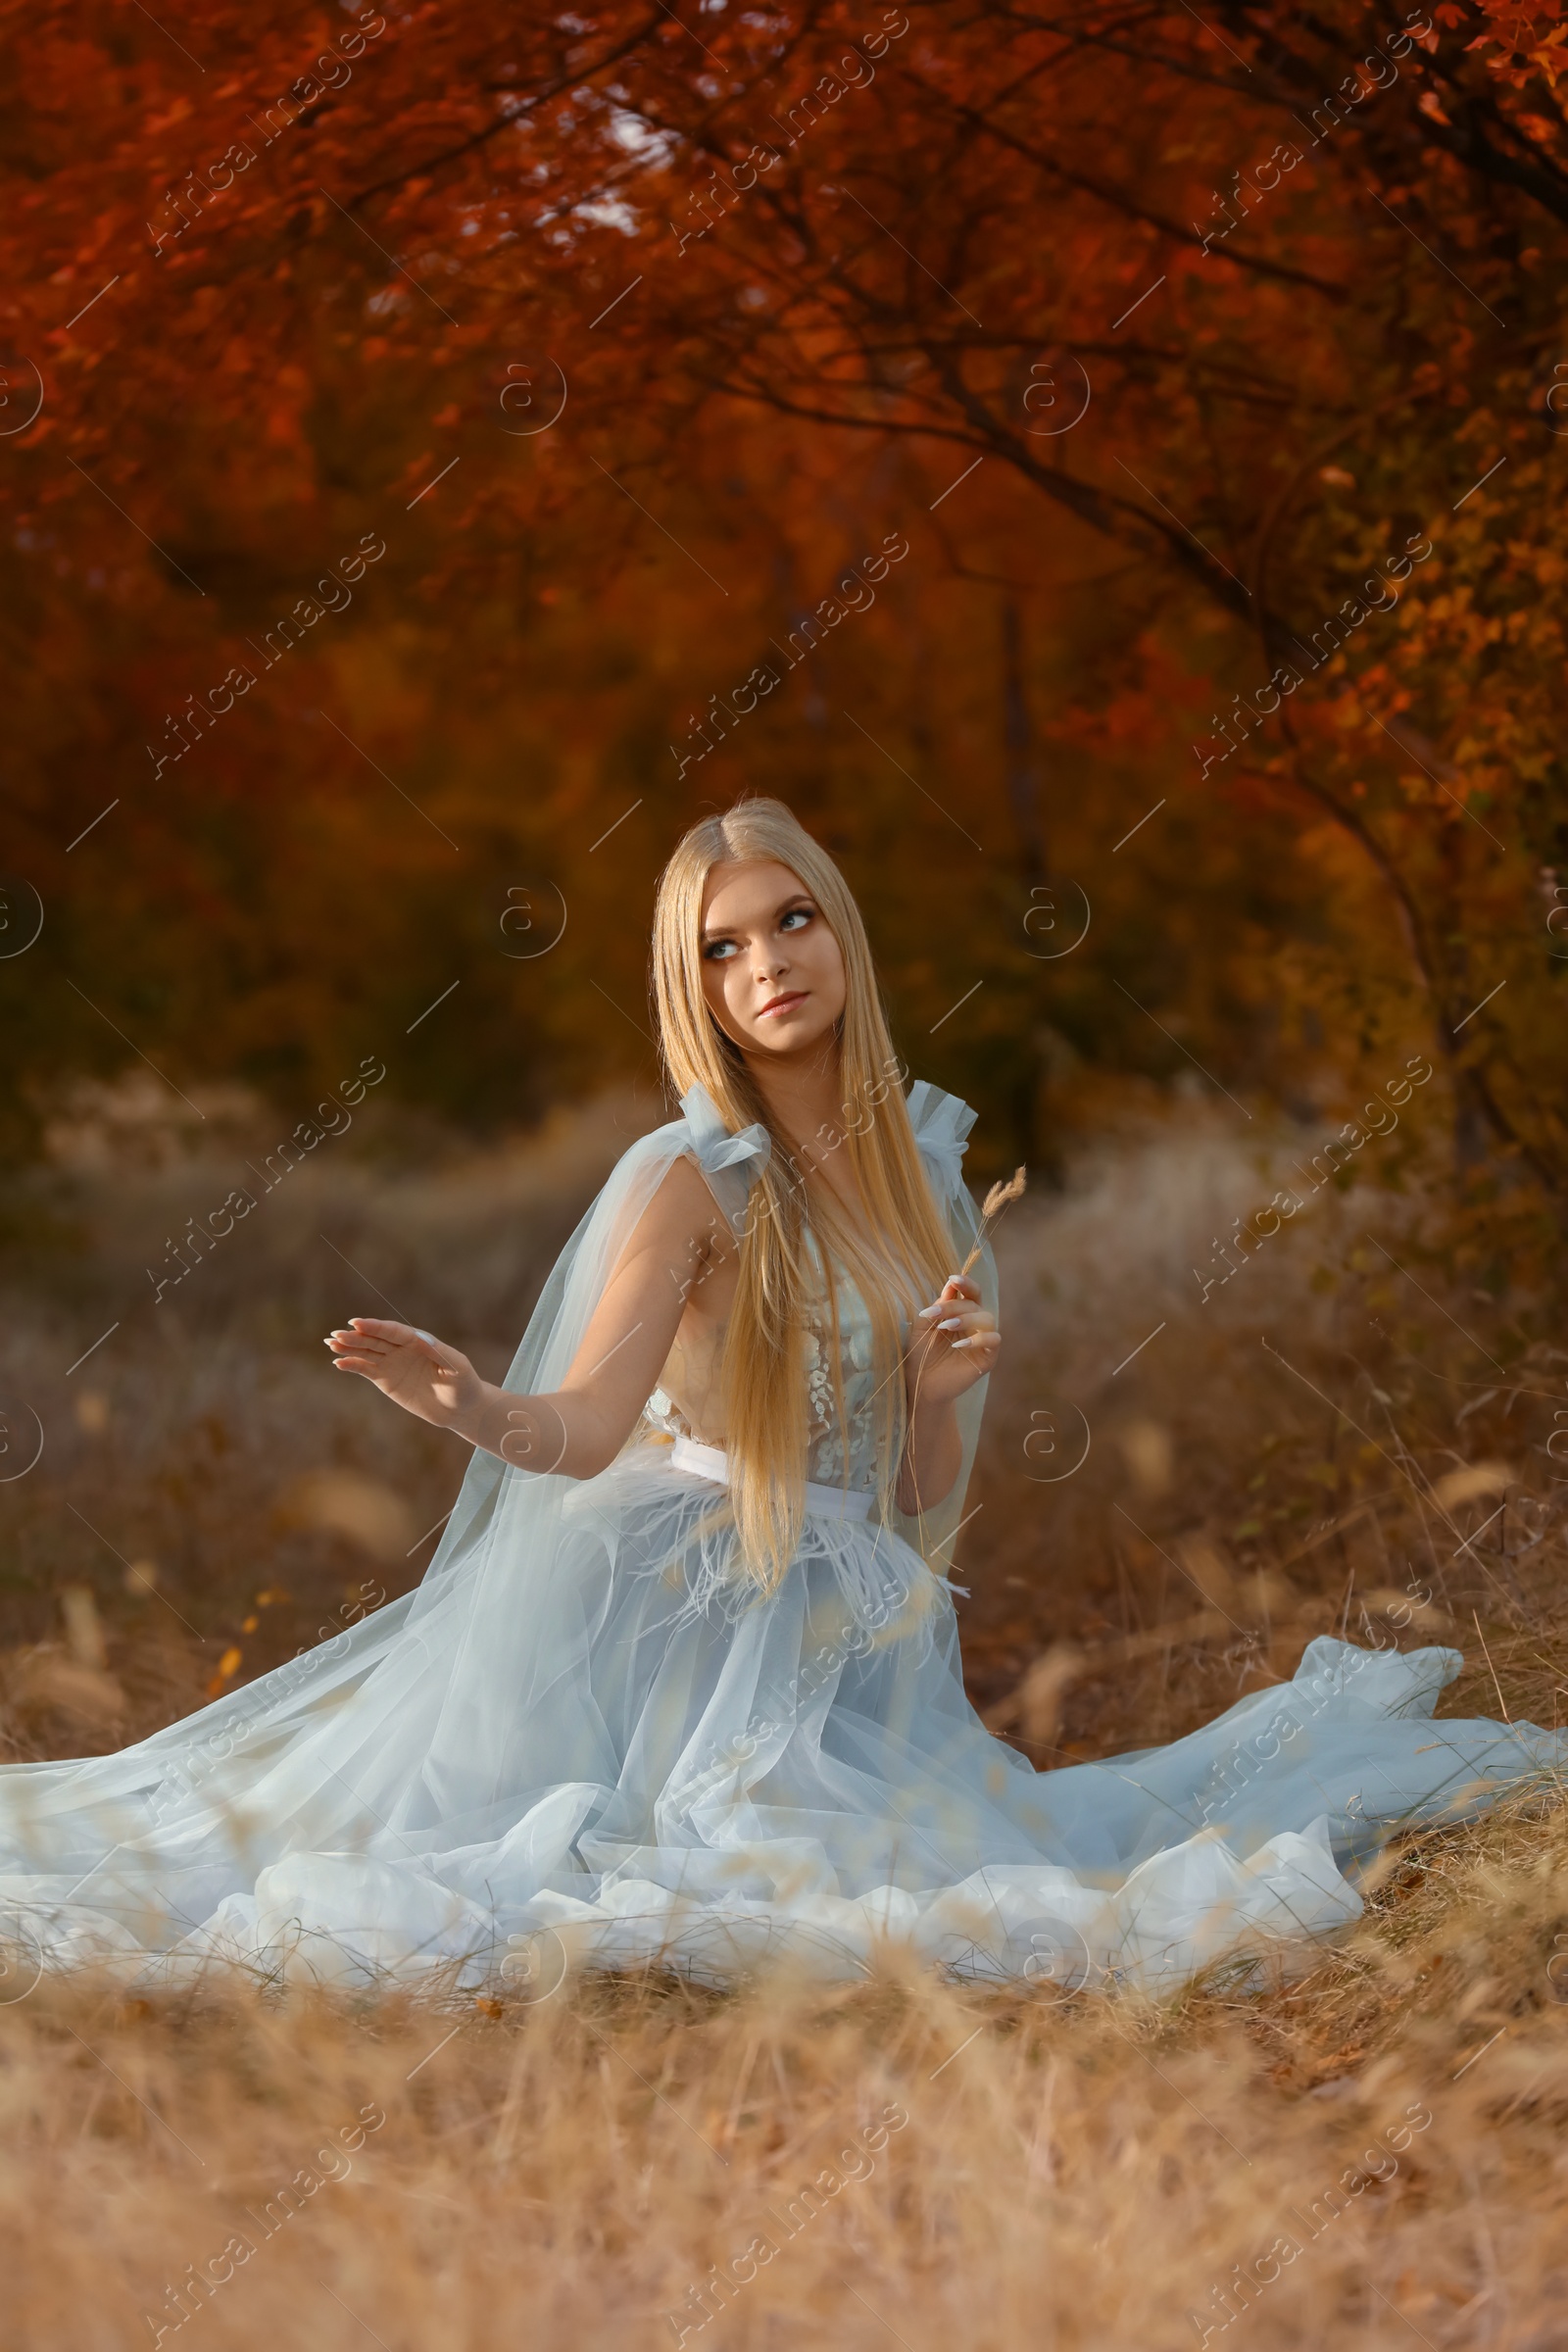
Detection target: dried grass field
<box><xmin>2</xmin><ymin>1086</ymin><xmax>1566</xmax><ymax>2351</ymax></box>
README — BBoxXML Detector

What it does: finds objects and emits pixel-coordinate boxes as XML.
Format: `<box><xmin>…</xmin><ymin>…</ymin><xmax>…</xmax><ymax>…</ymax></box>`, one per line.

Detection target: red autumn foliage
<box><xmin>1</xmin><ymin>0</ymin><xmax>1564</xmax><ymax>1209</ymax></box>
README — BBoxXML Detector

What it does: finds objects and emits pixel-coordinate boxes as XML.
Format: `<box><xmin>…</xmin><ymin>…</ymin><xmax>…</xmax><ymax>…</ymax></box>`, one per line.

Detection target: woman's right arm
<box><xmin>324</xmin><ymin>1156</ymin><xmax>725</xmax><ymax>1477</ymax></box>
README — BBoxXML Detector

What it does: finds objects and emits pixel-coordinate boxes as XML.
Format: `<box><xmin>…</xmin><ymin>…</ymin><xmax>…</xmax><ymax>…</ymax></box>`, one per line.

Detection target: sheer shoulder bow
<box><xmin>677</xmin><ymin>1082</ymin><xmax>771</xmax><ymax>1237</ymax></box>
<box><xmin>905</xmin><ymin>1079</ymin><xmax>977</xmax><ymax>1204</ymax></box>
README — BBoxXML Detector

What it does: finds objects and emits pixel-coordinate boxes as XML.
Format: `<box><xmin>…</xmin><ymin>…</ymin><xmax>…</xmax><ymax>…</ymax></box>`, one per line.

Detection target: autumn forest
<box><xmin>5</xmin><ymin>2</ymin><xmax>1568</xmax><ymax>2345</ymax></box>
<box><xmin>4</xmin><ymin>0</ymin><xmax>1565</xmax><ymax>1195</ymax></box>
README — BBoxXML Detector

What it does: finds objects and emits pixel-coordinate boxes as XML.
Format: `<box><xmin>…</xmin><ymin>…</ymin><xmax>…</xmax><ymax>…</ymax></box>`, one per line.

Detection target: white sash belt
<box><xmin>669</xmin><ymin>1434</ymin><xmax>873</xmax><ymax>1524</ymax></box>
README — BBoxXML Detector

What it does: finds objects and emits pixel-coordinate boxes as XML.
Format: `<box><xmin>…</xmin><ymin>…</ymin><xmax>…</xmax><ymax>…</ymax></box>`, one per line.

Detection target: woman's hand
<box><xmin>324</xmin><ymin>1318</ymin><xmax>487</xmax><ymax>1431</ymax></box>
<box><xmin>896</xmin><ymin>1276</ymin><xmax>999</xmax><ymax>1513</ymax></box>
<box><xmin>906</xmin><ymin>1275</ymin><xmax>1001</xmax><ymax>1411</ymax></box>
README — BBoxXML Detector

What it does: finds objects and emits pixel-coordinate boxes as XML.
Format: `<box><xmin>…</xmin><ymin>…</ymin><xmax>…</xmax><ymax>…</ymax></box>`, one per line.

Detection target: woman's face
<box><xmin>698</xmin><ymin>858</ymin><xmax>847</xmax><ymax>1064</ymax></box>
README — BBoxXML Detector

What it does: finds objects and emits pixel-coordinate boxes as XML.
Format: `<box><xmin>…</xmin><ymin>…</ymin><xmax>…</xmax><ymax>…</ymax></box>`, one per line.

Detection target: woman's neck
<box><xmin>742</xmin><ymin>1042</ymin><xmax>844</xmax><ymax>1158</ymax></box>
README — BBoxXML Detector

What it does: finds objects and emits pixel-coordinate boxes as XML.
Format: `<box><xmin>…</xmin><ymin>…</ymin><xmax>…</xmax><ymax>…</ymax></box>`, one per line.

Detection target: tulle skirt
<box><xmin>0</xmin><ymin>1449</ymin><xmax>1559</xmax><ymax>1995</ymax></box>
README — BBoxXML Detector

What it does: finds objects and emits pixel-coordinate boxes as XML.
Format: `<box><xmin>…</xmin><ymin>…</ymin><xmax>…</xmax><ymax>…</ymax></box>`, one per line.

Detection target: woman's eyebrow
<box><xmin>700</xmin><ymin>895</ymin><xmax>813</xmax><ymax>941</ymax></box>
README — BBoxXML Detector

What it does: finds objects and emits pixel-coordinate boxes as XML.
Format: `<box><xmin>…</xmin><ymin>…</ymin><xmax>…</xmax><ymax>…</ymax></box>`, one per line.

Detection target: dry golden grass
<box><xmin>7</xmin><ymin>1810</ymin><xmax>1568</xmax><ymax>2352</ymax></box>
<box><xmin>3</xmin><ymin>1091</ymin><xmax>1566</xmax><ymax>2348</ymax></box>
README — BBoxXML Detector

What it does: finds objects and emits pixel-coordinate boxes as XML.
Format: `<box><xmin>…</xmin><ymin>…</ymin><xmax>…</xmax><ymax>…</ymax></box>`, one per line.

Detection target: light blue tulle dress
<box><xmin>0</xmin><ymin>1082</ymin><xmax>1557</xmax><ymax>1994</ymax></box>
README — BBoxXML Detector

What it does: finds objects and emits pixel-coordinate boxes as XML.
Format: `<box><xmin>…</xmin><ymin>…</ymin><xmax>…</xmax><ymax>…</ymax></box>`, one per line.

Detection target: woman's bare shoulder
<box><xmin>625</xmin><ymin>1150</ymin><xmax>731</xmax><ymax>1258</ymax></box>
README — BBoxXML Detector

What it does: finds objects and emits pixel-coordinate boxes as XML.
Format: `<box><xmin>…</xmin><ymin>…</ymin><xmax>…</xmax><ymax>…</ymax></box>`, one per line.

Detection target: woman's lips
<box><xmin>759</xmin><ymin>990</ymin><xmax>807</xmax><ymax>1017</ymax></box>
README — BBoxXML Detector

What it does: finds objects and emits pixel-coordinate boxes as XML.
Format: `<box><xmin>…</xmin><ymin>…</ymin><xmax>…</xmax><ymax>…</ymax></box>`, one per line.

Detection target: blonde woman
<box><xmin>2</xmin><ymin>800</ymin><xmax>1558</xmax><ymax>1992</ymax></box>
<box><xmin>331</xmin><ymin>796</ymin><xmax>998</xmax><ymax>1594</ymax></box>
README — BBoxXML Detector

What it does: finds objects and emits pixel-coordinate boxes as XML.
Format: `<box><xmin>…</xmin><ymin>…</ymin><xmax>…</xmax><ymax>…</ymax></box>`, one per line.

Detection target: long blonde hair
<box><xmin>651</xmin><ymin>798</ymin><xmax>956</xmax><ymax>1590</ymax></box>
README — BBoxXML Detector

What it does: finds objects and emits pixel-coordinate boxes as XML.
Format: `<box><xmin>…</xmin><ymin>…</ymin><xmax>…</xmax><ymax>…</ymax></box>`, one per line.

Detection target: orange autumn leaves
<box><xmin>1</xmin><ymin>0</ymin><xmax>1566</xmax><ymax>1200</ymax></box>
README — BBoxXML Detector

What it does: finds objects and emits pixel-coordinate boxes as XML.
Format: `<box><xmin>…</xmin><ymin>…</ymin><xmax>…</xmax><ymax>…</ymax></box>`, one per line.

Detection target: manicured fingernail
<box><xmin>937</xmin><ymin>1317</ymin><xmax>961</xmax><ymax>1332</ymax></box>
<box><xmin>917</xmin><ymin>1304</ymin><xmax>943</xmax><ymax>1320</ymax></box>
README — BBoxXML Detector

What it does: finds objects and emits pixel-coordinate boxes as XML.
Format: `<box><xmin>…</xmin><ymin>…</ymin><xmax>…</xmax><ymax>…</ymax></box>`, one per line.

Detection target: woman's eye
<box><xmin>703</xmin><ymin>939</ymin><xmax>738</xmax><ymax>961</ymax></box>
<box><xmin>780</xmin><ymin>907</ymin><xmax>812</xmax><ymax>932</ymax></box>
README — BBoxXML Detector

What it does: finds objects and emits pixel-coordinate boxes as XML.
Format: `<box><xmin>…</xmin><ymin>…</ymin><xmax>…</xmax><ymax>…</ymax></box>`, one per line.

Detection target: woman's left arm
<box><xmin>323</xmin><ymin>1156</ymin><xmax>723</xmax><ymax>1477</ymax></box>
<box><xmin>896</xmin><ymin>1274</ymin><xmax>999</xmax><ymax>1513</ymax></box>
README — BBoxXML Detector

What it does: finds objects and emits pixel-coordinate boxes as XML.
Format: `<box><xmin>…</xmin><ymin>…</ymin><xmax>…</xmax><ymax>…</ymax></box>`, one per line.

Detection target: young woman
<box><xmin>0</xmin><ymin>800</ymin><xmax>1558</xmax><ymax>1993</ymax></box>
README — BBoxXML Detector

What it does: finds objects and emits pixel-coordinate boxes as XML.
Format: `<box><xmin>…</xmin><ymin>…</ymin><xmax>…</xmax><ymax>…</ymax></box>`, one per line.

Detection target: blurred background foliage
<box><xmin>0</xmin><ymin>0</ymin><xmax>1564</xmax><ymax>1241</ymax></box>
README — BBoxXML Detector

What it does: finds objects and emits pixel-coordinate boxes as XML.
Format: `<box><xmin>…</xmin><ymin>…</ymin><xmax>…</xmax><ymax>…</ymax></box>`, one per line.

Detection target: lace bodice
<box><xmin>801</xmin><ymin>1252</ymin><xmax>886</xmax><ymax>1491</ymax></box>
<box><xmin>646</xmin><ymin>1244</ymin><xmax>889</xmax><ymax>1493</ymax></box>
<box><xmin>644</xmin><ymin>1078</ymin><xmax>978</xmax><ymax>1495</ymax></box>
